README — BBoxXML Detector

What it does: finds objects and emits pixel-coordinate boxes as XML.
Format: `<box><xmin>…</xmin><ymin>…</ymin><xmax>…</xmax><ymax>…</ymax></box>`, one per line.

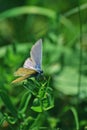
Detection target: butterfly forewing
<box><xmin>12</xmin><ymin>68</ymin><xmax>36</xmax><ymax>84</ymax></box>
<box><xmin>11</xmin><ymin>74</ymin><xmax>30</xmax><ymax>84</ymax></box>
<box><xmin>30</xmin><ymin>39</ymin><xmax>42</xmax><ymax>70</ymax></box>
<box><xmin>14</xmin><ymin>68</ymin><xmax>36</xmax><ymax>76</ymax></box>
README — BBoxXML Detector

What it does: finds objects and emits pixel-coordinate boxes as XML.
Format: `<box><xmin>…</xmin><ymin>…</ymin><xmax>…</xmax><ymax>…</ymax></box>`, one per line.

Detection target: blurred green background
<box><xmin>0</xmin><ymin>0</ymin><xmax>87</xmax><ymax>130</ymax></box>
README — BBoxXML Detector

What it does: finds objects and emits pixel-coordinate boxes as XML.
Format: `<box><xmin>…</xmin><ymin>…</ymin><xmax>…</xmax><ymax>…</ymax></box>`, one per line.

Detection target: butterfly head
<box><xmin>36</xmin><ymin>68</ymin><xmax>43</xmax><ymax>74</ymax></box>
<box><xmin>38</xmin><ymin>70</ymin><xmax>43</xmax><ymax>74</ymax></box>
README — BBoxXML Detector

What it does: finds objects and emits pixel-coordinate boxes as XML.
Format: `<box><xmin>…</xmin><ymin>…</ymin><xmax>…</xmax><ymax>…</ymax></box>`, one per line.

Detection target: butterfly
<box><xmin>12</xmin><ymin>39</ymin><xmax>43</xmax><ymax>84</ymax></box>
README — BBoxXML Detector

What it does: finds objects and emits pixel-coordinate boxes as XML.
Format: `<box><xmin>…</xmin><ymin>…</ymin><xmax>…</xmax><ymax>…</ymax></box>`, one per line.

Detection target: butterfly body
<box><xmin>12</xmin><ymin>39</ymin><xmax>43</xmax><ymax>84</ymax></box>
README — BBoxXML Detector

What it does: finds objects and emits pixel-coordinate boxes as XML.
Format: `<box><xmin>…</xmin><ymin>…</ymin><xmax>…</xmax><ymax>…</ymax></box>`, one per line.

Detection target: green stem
<box><xmin>30</xmin><ymin>113</ymin><xmax>44</xmax><ymax>130</ymax></box>
<box><xmin>64</xmin><ymin>2</ymin><xmax>87</xmax><ymax>17</ymax></box>
<box><xmin>70</xmin><ymin>107</ymin><xmax>79</xmax><ymax>130</ymax></box>
<box><xmin>58</xmin><ymin>106</ymin><xmax>79</xmax><ymax>130</ymax></box>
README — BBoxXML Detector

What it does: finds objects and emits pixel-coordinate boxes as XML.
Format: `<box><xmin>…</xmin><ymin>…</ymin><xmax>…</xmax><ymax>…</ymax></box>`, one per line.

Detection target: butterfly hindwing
<box><xmin>23</xmin><ymin>58</ymin><xmax>35</xmax><ymax>70</ymax></box>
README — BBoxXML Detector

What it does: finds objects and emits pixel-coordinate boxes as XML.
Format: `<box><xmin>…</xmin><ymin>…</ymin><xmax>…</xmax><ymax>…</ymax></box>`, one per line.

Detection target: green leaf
<box><xmin>31</xmin><ymin>96</ymin><xmax>54</xmax><ymax>113</ymax></box>
<box><xmin>0</xmin><ymin>6</ymin><xmax>56</xmax><ymax>21</ymax></box>
<box><xmin>54</xmin><ymin>67</ymin><xmax>87</xmax><ymax>97</ymax></box>
<box><xmin>19</xmin><ymin>91</ymin><xmax>31</xmax><ymax>113</ymax></box>
<box><xmin>23</xmin><ymin>79</ymin><xmax>39</xmax><ymax>96</ymax></box>
<box><xmin>0</xmin><ymin>90</ymin><xmax>18</xmax><ymax>117</ymax></box>
<box><xmin>31</xmin><ymin>98</ymin><xmax>42</xmax><ymax>112</ymax></box>
<box><xmin>0</xmin><ymin>112</ymin><xmax>5</xmax><ymax>126</ymax></box>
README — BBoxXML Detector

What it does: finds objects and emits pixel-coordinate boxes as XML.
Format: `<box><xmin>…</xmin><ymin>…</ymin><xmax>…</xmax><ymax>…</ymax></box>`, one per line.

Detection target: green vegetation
<box><xmin>0</xmin><ymin>0</ymin><xmax>87</xmax><ymax>130</ymax></box>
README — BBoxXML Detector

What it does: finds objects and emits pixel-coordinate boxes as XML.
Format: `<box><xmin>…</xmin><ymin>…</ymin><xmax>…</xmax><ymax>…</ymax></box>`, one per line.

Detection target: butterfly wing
<box><xmin>11</xmin><ymin>68</ymin><xmax>36</xmax><ymax>84</ymax></box>
<box><xmin>12</xmin><ymin>39</ymin><xmax>42</xmax><ymax>84</ymax></box>
<box><xmin>23</xmin><ymin>58</ymin><xmax>36</xmax><ymax>70</ymax></box>
<box><xmin>30</xmin><ymin>39</ymin><xmax>42</xmax><ymax>72</ymax></box>
<box><xmin>14</xmin><ymin>67</ymin><xmax>36</xmax><ymax>76</ymax></box>
<box><xmin>11</xmin><ymin>74</ymin><xmax>30</xmax><ymax>84</ymax></box>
